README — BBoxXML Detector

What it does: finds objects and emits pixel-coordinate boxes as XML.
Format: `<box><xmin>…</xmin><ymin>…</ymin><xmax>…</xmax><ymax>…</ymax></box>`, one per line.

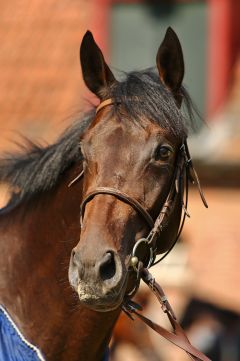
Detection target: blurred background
<box><xmin>0</xmin><ymin>0</ymin><xmax>239</xmax><ymax>360</ymax></box>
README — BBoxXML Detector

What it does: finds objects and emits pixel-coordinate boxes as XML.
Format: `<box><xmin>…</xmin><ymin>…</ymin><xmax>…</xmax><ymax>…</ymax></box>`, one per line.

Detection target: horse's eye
<box><xmin>154</xmin><ymin>145</ymin><xmax>173</xmax><ymax>161</ymax></box>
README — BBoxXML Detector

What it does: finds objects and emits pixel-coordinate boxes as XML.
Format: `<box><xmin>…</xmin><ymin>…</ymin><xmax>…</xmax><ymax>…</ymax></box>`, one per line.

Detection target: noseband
<box><xmin>80</xmin><ymin>98</ymin><xmax>208</xmax><ymax>271</ymax></box>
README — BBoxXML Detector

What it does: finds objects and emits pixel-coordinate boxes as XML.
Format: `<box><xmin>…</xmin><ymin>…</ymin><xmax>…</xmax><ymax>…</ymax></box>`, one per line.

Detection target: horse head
<box><xmin>69</xmin><ymin>28</ymin><xmax>191</xmax><ymax>312</ymax></box>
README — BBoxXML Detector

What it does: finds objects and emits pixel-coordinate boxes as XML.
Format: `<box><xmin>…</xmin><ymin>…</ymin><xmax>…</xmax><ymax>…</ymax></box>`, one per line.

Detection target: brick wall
<box><xmin>0</xmin><ymin>0</ymin><xmax>93</xmax><ymax>150</ymax></box>
<box><xmin>183</xmin><ymin>187</ymin><xmax>240</xmax><ymax>312</ymax></box>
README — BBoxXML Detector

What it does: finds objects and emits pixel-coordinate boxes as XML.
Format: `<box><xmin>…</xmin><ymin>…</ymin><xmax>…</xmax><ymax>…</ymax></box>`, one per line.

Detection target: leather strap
<box><xmin>133</xmin><ymin>312</ymin><xmax>210</xmax><ymax>361</ymax></box>
<box><xmin>96</xmin><ymin>99</ymin><xmax>117</xmax><ymax>114</ymax></box>
<box><xmin>80</xmin><ymin>187</ymin><xmax>154</xmax><ymax>229</ymax></box>
<box><xmin>123</xmin><ymin>268</ymin><xmax>211</xmax><ymax>361</ymax></box>
<box><xmin>146</xmin><ymin>152</ymin><xmax>184</xmax><ymax>253</ymax></box>
<box><xmin>183</xmin><ymin>141</ymin><xmax>208</xmax><ymax>208</ymax></box>
<box><xmin>96</xmin><ymin>97</ymin><xmax>139</xmax><ymax>115</ymax></box>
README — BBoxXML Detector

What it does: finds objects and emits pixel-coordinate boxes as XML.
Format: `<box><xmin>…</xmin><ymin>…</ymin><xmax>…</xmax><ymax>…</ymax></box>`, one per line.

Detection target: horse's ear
<box><xmin>156</xmin><ymin>27</ymin><xmax>184</xmax><ymax>95</ymax></box>
<box><xmin>80</xmin><ymin>31</ymin><xmax>116</xmax><ymax>98</ymax></box>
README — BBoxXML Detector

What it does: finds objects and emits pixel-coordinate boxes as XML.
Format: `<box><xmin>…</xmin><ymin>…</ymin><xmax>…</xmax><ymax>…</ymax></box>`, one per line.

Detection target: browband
<box><xmin>96</xmin><ymin>97</ymin><xmax>140</xmax><ymax>115</ymax></box>
<box><xmin>96</xmin><ymin>99</ymin><xmax>116</xmax><ymax>114</ymax></box>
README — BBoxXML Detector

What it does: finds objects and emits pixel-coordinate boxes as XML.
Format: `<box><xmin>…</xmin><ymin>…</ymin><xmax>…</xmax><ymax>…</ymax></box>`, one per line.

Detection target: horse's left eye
<box><xmin>154</xmin><ymin>145</ymin><xmax>173</xmax><ymax>161</ymax></box>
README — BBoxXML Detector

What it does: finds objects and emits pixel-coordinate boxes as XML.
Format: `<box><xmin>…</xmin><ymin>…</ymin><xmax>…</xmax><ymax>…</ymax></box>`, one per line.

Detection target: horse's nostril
<box><xmin>99</xmin><ymin>251</ymin><xmax>116</xmax><ymax>282</ymax></box>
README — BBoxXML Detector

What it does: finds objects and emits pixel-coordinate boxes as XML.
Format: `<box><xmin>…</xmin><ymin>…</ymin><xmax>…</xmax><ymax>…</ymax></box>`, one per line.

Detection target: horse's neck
<box><xmin>0</xmin><ymin>164</ymin><xmax>120</xmax><ymax>361</ymax></box>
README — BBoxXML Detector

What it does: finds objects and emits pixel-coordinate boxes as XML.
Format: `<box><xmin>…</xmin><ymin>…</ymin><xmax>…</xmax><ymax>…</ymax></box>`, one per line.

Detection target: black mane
<box><xmin>110</xmin><ymin>70</ymin><xmax>194</xmax><ymax>138</ymax></box>
<box><xmin>0</xmin><ymin>112</ymin><xmax>94</xmax><ymax>210</ymax></box>
<box><xmin>0</xmin><ymin>69</ymin><xmax>196</xmax><ymax>211</ymax></box>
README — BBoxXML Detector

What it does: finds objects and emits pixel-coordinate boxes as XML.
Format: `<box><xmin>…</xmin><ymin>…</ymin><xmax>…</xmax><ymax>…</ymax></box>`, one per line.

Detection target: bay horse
<box><xmin>0</xmin><ymin>28</ymin><xmax>207</xmax><ymax>361</ymax></box>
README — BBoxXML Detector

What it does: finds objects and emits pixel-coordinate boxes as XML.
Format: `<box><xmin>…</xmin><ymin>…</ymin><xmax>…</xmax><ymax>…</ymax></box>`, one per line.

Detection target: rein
<box><xmin>75</xmin><ymin>98</ymin><xmax>210</xmax><ymax>361</ymax></box>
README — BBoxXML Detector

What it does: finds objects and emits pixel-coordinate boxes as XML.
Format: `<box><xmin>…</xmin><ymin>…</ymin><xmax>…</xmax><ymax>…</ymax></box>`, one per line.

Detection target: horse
<box><xmin>0</xmin><ymin>28</ymin><xmax>207</xmax><ymax>361</ymax></box>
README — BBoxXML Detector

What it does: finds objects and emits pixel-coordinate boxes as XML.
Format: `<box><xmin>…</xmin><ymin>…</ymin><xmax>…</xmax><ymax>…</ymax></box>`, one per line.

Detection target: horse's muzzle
<box><xmin>68</xmin><ymin>248</ymin><xmax>126</xmax><ymax>311</ymax></box>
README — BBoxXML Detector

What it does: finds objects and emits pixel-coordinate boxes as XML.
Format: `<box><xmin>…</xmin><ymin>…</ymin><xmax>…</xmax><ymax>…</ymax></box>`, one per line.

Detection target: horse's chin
<box><xmin>79</xmin><ymin>299</ymin><xmax>122</xmax><ymax>312</ymax></box>
<box><xmin>76</xmin><ymin>279</ymin><xmax>127</xmax><ymax>312</ymax></box>
<box><xmin>77</xmin><ymin>292</ymin><xmax>124</xmax><ymax>312</ymax></box>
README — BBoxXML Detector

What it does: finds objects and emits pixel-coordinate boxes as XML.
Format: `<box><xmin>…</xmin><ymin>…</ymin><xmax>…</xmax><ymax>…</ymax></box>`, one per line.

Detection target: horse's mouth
<box><xmin>79</xmin><ymin>298</ymin><xmax>123</xmax><ymax>312</ymax></box>
<box><xmin>76</xmin><ymin>277</ymin><xmax>128</xmax><ymax>312</ymax></box>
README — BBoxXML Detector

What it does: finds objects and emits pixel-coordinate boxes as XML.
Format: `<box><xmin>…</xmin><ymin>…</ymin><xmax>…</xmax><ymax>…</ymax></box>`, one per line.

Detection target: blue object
<box><xmin>103</xmin><ymin>347</ymin><xmax>109</xmax><ymax>361</ymax></box>
<box><xmin>0</xmin><ymin>305</ymin><xmax>45</xmax><ymax>361</ymax></box>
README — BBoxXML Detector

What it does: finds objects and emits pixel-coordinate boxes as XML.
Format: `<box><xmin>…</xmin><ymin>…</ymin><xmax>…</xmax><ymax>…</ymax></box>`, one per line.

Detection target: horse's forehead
<box><xmin>84</xmin><ymin>113</ymin><xmax>172</xmax><ymax>145</ymax></box>
<box><xmin>83</xmin><ymin>116</ymin><xmax>143</xmax><ymax>146</ymax></box>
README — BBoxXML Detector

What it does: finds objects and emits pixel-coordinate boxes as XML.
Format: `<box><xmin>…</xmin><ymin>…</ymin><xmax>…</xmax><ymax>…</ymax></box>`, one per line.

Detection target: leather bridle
<box><xmin>74</xmin><ymin>98</ymin><xmax>210</xmax><ymax>361</ymax></box>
